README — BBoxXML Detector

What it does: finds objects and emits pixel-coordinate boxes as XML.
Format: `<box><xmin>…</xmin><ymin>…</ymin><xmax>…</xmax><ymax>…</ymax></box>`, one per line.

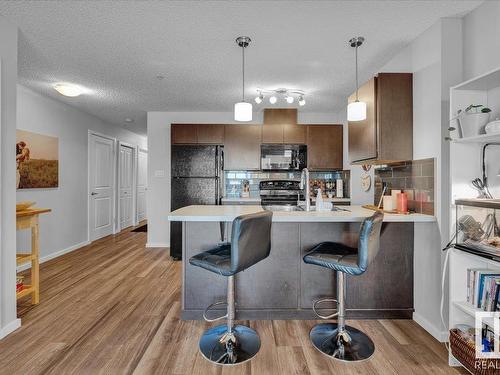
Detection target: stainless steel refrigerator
<box><xmin>170</xmin><ymin>145</ymin><xmax>223</xmax><ymax>260</ymax></box>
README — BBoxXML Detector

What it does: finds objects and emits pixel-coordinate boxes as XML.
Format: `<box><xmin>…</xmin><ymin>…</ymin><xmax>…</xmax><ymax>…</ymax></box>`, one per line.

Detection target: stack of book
<box><xmin>467</xmin><ymin>269</ymin><xmax>500</xmax><ymax>311</ymax></box>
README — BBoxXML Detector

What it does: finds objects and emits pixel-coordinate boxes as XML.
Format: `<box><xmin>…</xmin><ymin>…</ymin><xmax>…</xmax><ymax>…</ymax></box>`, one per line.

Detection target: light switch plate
<box><xmin>154</xmin><ymin>169</ymin><xmax>165</xmax><ymax>178</ymax></box>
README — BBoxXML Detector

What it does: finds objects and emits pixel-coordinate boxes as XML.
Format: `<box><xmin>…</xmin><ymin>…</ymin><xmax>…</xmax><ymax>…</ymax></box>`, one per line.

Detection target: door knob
<box><xmin>91</xmin><ymin>192</ymin><xmax>98</xmax><ymax>196</ymax></box>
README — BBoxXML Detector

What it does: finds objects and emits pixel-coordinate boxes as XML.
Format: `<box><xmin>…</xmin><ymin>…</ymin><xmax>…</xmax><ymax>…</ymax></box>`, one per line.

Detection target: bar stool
<box><xmin>303</xmin><ymin>211</ymin><xmax>383</xmax><ymax>361</ymax></box>
<box><xmin>189</xmin><ymin>210</ymin><xmax>273</xmax><ymax>365</ymax></box>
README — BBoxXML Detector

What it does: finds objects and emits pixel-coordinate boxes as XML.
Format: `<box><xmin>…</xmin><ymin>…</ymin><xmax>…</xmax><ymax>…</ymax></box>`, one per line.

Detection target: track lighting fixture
<box><xmin>254</xmin><ymin>88</ymin><xmax>306</xmax><ymax>106</ymax></box>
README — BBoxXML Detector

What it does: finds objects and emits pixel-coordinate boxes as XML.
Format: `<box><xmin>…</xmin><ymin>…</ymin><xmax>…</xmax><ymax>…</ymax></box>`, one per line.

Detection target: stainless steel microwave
<box><xmin>261</xmin><ymin>144</ymin><xmax>307</xmax><ymax>171</ymax></box>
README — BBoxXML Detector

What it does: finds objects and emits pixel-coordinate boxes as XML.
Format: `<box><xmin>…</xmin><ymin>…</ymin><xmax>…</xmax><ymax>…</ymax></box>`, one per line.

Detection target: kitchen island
<box><xmin>168</xmin><ymin>205</ymin><xmax>436</xmax><ymax>320</ymax></box>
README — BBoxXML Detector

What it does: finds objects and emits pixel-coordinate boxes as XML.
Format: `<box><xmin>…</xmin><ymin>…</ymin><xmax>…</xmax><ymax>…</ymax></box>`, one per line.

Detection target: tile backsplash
<box><xmin>374</xmin><ymin>158</ymin><xmax>435</xmax><ymax>215</ymax></box>
<box><xmin>225</xmin><ymin>170</ymin><xmax>350</xmax><ymax>198</ymax></box>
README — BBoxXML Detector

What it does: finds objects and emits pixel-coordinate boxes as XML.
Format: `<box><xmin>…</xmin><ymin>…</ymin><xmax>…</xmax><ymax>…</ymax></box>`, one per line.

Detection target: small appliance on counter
<box><xmin>261</xmin><ymin>144</ymin><xmax>307</xmax><ymax>171</ymax></box>
<box><xmin>454</xmin><ymin>199</ymin><xmax>500</xmax><ymax>260</ymax></box>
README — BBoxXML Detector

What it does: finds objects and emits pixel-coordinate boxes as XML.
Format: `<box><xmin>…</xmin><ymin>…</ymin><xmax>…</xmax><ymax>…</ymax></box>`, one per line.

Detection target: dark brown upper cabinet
<box><xmin>283</xmin><ymin>125</ymin><xmax>306</xmax><ymax>144</ymax></box>
<box><xmin>348</xmin><ymin>73</ymin><xmax>413</xmax><ymax>164</ymax></box>
<box><xmin>224</xmin><ymin>125</ymin><xmax>262</xmax><ymax>170</ymax></box>
<box><xmin>171</xmin><ymin>124</ymin><xmax>198</xmax><ymax>144</ymax></box>
<box><xmin>262</xmin><ymin>108</ymin><xmax>305</xmax><ymax>144</ymax></box>
<box><xmin>262</xmin><ymin>123</ymin><xmax>284</xmax><ymax>143</ymax></box>
<box><xmin>171</xmin><ymin>124</ymin><xmax>224</xmax><ymax>144</ymax></box>
<box><xmin>307</xmin><ymin>125</ymin><xmax>343</xmax><ymax>170</ymax></box>
<box><xmin>196</xmin><ymin>124</ymin><xmax>224</xmax><ymax>144</ymax></box>
<box><xmin>263</xmin><ymin>108</ymin><xmax>297</xmax><ymax>126</ymax></box>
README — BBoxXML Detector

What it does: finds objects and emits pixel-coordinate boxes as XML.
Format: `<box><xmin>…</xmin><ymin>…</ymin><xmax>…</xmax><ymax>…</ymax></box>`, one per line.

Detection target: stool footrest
<box><xmin>203</xmin><ymin>301</ymin><xmax>228</xmax><ymax>322</ymax></box>
<box><xmin>313</xmin><ymin>297</ymin><xmax>339</xmax><ymax>320</ymax></box>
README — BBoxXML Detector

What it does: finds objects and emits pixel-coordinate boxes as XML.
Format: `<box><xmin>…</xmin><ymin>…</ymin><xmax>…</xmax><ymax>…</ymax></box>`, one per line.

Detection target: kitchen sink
<box><xmin>262</xmin><ymin>205</ymin><xmax>304</xmax><ymax>212</ymax></box>
<box><xmin>262</xmin><ymin>205</ymin><xmax>351</xmax><ymax>213</ymax></box>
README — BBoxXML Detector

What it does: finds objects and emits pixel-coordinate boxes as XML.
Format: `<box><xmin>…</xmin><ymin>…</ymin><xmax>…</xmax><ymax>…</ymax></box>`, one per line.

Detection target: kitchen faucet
<box><xmin>299</xmin><ymin>168</ymin><xmax>310</xmax><ymax>211</ymax></box>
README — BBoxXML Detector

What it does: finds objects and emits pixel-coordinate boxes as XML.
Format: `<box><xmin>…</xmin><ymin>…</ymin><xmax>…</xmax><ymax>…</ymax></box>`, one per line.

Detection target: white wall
<box><xmin>463</xmin><ymin>1</ymin><xmax>500</xmax><ymax>81</ymax></box>
<box><xmin>146</xmin><ymin>111</ymin><xmax>342</xmax><ymax>247</ymax></box>
<box><xmin>16</xmin><ymin>85</ymin><xmax>146</xmax><ymax>261</ymax></box>
<box><xmin>0</xmin><ymin>15</ymin><xmax>18</xmax><ymax>339</ymax></box>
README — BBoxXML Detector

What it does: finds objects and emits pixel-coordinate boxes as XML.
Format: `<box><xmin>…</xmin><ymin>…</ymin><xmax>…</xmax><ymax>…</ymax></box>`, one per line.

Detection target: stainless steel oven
<box><xmin>261</xmin><ymin>144</ymin><xmax>307</xmax><ymax>171</ymax></box>
<box><xmin>259</xmin><ymin>180</ymin><xmax>304</xmax><ymax>211</ymax></box>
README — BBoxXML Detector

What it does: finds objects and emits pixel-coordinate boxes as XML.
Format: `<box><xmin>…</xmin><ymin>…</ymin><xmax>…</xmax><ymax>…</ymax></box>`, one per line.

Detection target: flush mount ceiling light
<box><xmin>234</xmin><ymin>36</ymin><xmax>252</xmax><ymax>122</ymax></box>
<box><xmin>53</xmin><ymin>83</ymin><xmax>84</xmax><ymax>97</ymax></box>
<box><xmin>124</xmin><ymin>118</ymin><xmax>134</xmax><ymax>123</ymax></box>
<box><xmin>347</xmin><ymin>36</ymin><xmax>367</xmax><ymax>122</ymax></box>
<box><xmin>255</xmin><ymin>88</ymin><xmax>306</xmax><ymax>106</ymax></box>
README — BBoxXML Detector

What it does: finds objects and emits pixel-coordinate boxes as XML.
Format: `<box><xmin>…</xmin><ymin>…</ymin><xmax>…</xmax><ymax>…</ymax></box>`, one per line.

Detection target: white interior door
<box><xmin>137</xmin><ymin>149</ymin><xmax>148</xmax><ymax>222</ymax></box>
<box><xmin>119</xmin><ymin>144</ymin><xmax>134</xmax><ymax>230</ymax></box>
<box><xmin>89</xmin><ymin>134</ymin><xmax>115</xmax><ymax>241</ymax></box>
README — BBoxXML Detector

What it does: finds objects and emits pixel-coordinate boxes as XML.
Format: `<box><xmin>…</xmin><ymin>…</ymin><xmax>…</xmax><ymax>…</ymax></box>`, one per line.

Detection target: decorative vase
<box><xmin>459</xmin><ymin>112</ymin><xmax>490</xmax><ymax>138</ymax></box>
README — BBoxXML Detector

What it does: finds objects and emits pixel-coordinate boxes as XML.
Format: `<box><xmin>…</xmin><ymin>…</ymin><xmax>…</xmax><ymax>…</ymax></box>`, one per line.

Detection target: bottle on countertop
<box><xmin>336</xmin><ymin>179</ymin><xmax>344</xmax><ymax>198</ymax></box>
<box><xmin>316</xmin><ymin>188</ymin><xmax>324</xmax><ymax>210</ymax></box>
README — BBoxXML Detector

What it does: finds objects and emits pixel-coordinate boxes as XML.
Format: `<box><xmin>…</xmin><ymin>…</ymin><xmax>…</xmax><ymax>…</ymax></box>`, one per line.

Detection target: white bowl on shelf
<box><xmin>485</xmin><ymin>119</ymin><xmax>500</xmax><ymax>134</ymax></box>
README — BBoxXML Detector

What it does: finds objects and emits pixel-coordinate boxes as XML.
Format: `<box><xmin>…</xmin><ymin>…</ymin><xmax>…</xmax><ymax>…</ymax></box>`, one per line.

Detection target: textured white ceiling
<box><xmin>0</xmin><ymin>1</ymin><xmax>482</xmax><ymax>136</ymax></box>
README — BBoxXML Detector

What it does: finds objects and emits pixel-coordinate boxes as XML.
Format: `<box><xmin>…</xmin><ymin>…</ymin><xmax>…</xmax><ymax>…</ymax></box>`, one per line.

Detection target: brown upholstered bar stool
<box><xmin>189</xmin><ymin>211</ymin><xmax>273</xmax><ymax>365</ymax></box>
<box><xmin>303</xmin><ymin>211</ymin><xmax>383</xmax><ymax>361</ymax></box>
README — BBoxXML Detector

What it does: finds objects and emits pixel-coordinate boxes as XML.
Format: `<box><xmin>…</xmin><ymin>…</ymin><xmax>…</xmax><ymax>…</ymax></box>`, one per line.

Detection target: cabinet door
<box><xmin>284</xmin><ymin>125</ymin><xmax>306</xmax><ymax>144</ymax></box>
<box><xmin>262</xmin><ymin>125</ymin><xmax>284</xmax><ymax>143</ymax></box>
<box><xmin>307</xmin><ymin>125</ymin><xmax>343</xmax><ymax>170</ymax></box>
<box><xmin>263</xmin><ymin>108</ymin><xmax>297</xmax><ymax>126</ymax></box>
<box><xmin>224</xmin><ymin>125</ymin><xmax>262</xmax><ymax>170</ymax></box>
<box><xmin>347</xmin><ymin>77</ymin><xmax>377</xmax><ymax>163</ymax></box>
<box><xmin>171</xmin><ymin>124</ymin><xmax>197</xmax><ymax>144</ymax></box>
<box><xmin>197</xmin><ymin>124</ymin><xmax>224</xmax><ymax>144</ymax></box>
<box><xmin>377</xmin><ymin>73</ymin><xmax>413</xmax><ymax>162</ymax></box>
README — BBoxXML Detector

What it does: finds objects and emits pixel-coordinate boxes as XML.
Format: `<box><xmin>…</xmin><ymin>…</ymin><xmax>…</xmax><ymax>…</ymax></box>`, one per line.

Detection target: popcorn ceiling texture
<box><xmin>0</xmin><ymin>1</ymin><xmax>481</xmax><ymax>135</ymax></box>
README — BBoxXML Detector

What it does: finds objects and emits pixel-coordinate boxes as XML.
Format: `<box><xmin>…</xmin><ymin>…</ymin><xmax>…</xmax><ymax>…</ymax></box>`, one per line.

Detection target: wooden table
<box><xmin>16</xmin><ymin>208</ymin><xmax>51</xmax><ymax>304</ymax></box>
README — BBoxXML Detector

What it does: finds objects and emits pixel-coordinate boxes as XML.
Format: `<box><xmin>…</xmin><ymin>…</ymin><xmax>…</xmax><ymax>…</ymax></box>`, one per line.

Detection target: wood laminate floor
<box><xmin>0</xmin><ymin>224</ymin><xmax>466</xmax><ymax>375</ymax></box>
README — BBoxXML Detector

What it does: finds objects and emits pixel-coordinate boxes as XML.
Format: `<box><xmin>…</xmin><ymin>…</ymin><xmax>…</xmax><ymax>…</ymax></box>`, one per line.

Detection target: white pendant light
<box><xmin>347</xmin><ymin>101</ymin><xmax>366</xmax><ymax>121</ymax></box>
<box><xmin>234</xmin><ymin>36</ymin><xmax>252</xmax><ymax>122</ymax></box>
<box><xmin>234</xmin><ymin>102</ymin><xmax>252</xmax><ymax>122</ymax></box>
<box><xmin>347</xmin><ymin>36</ymin><xmax>366</xmax><ymax>122</ymax></box>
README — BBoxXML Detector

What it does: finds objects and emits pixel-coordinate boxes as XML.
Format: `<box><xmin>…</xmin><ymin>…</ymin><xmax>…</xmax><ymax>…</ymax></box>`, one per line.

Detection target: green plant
<box><xmin>464</xmin><ymin>104</ymin><xmax>491</xmax><ymax>113</ymax></box>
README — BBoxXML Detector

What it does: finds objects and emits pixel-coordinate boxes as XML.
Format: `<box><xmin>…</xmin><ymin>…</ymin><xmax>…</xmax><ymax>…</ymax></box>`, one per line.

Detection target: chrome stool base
<box><xmin>309</xmin><ymin>323</ymin><xmax>375</xmax><ymax>362</ymax></box>
<box><xmin>199</xmin><ymin>324</ymin><xmax>261</xmax><ymax>365</ymax></box>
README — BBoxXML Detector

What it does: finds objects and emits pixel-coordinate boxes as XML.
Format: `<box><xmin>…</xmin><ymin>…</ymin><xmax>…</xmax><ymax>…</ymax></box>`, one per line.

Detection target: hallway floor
<box><xmin>0</xmin><ymin>226</ymin><xmax>466</xmax><ymax>375</ymax></box>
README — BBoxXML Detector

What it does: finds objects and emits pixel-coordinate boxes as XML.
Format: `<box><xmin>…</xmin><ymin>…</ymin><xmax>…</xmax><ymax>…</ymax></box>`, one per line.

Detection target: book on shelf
<box><xmin>466</xmin><ymin>268</ymin><xmax>500</xmax><ymax>311</ymax></box>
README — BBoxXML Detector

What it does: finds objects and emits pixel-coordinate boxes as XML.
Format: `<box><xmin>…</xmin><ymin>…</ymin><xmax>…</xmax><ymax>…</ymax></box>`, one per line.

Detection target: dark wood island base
<box><xmin>181</xmin><ymin>221</ymin><xmax>414</xmax><ymax>320</ymax></box>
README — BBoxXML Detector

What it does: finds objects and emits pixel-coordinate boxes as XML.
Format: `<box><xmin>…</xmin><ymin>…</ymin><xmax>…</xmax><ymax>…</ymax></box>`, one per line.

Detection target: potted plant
<box><xmin>459</xmin><ymin>104</ymin><xmax>491</xmax><ymax>137</ymax></box>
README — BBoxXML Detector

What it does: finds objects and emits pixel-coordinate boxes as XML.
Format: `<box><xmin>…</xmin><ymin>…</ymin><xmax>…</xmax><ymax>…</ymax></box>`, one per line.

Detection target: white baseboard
<box><xmin>145</xmin><ymin>242</ymin><xmax>170</xmax><ymax>248</ymax></box>
<box><xmin>413</xmin><ymin>312</ymin><xmax>448</xmax><ymax>342</ymax></box>
<box><xmin>0</xmin><ymin>319</ymin><xmax>21</xmax><ymax>340</ymax></box>
<box><xmin>17</xmin><ymin>240</ymin><xmax>91</xmax><ymax>272</ymax></box>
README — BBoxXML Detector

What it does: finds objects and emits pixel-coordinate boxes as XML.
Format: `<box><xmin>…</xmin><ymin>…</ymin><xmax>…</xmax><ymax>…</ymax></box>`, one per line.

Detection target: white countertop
<box><xmin>168</xmin><ymin>205</ymin><xmax>436</xmax><ymax>223</ymax></box>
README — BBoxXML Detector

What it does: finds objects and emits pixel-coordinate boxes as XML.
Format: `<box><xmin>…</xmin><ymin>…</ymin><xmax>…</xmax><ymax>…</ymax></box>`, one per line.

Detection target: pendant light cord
<box><xmin>242</xmin><ymin>44</ymin><xmax>245</xmax><ymax>102</ymax></box>
<box><xmin>355</xmin><ymin>44</ymin><xmax>359</xmax><ymax>101</ymax></box>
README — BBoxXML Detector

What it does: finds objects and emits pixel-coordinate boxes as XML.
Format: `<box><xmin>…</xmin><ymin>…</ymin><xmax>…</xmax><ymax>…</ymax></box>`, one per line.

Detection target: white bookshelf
<box><xmin>453</xmin><ymin>301</ymin><xmax>497</xmax><ymax>327</ymax></box>
<box><xmin>448</xmin><ymin>248</ymin><xmax>500</xmax><ymax>366</ymax></box>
